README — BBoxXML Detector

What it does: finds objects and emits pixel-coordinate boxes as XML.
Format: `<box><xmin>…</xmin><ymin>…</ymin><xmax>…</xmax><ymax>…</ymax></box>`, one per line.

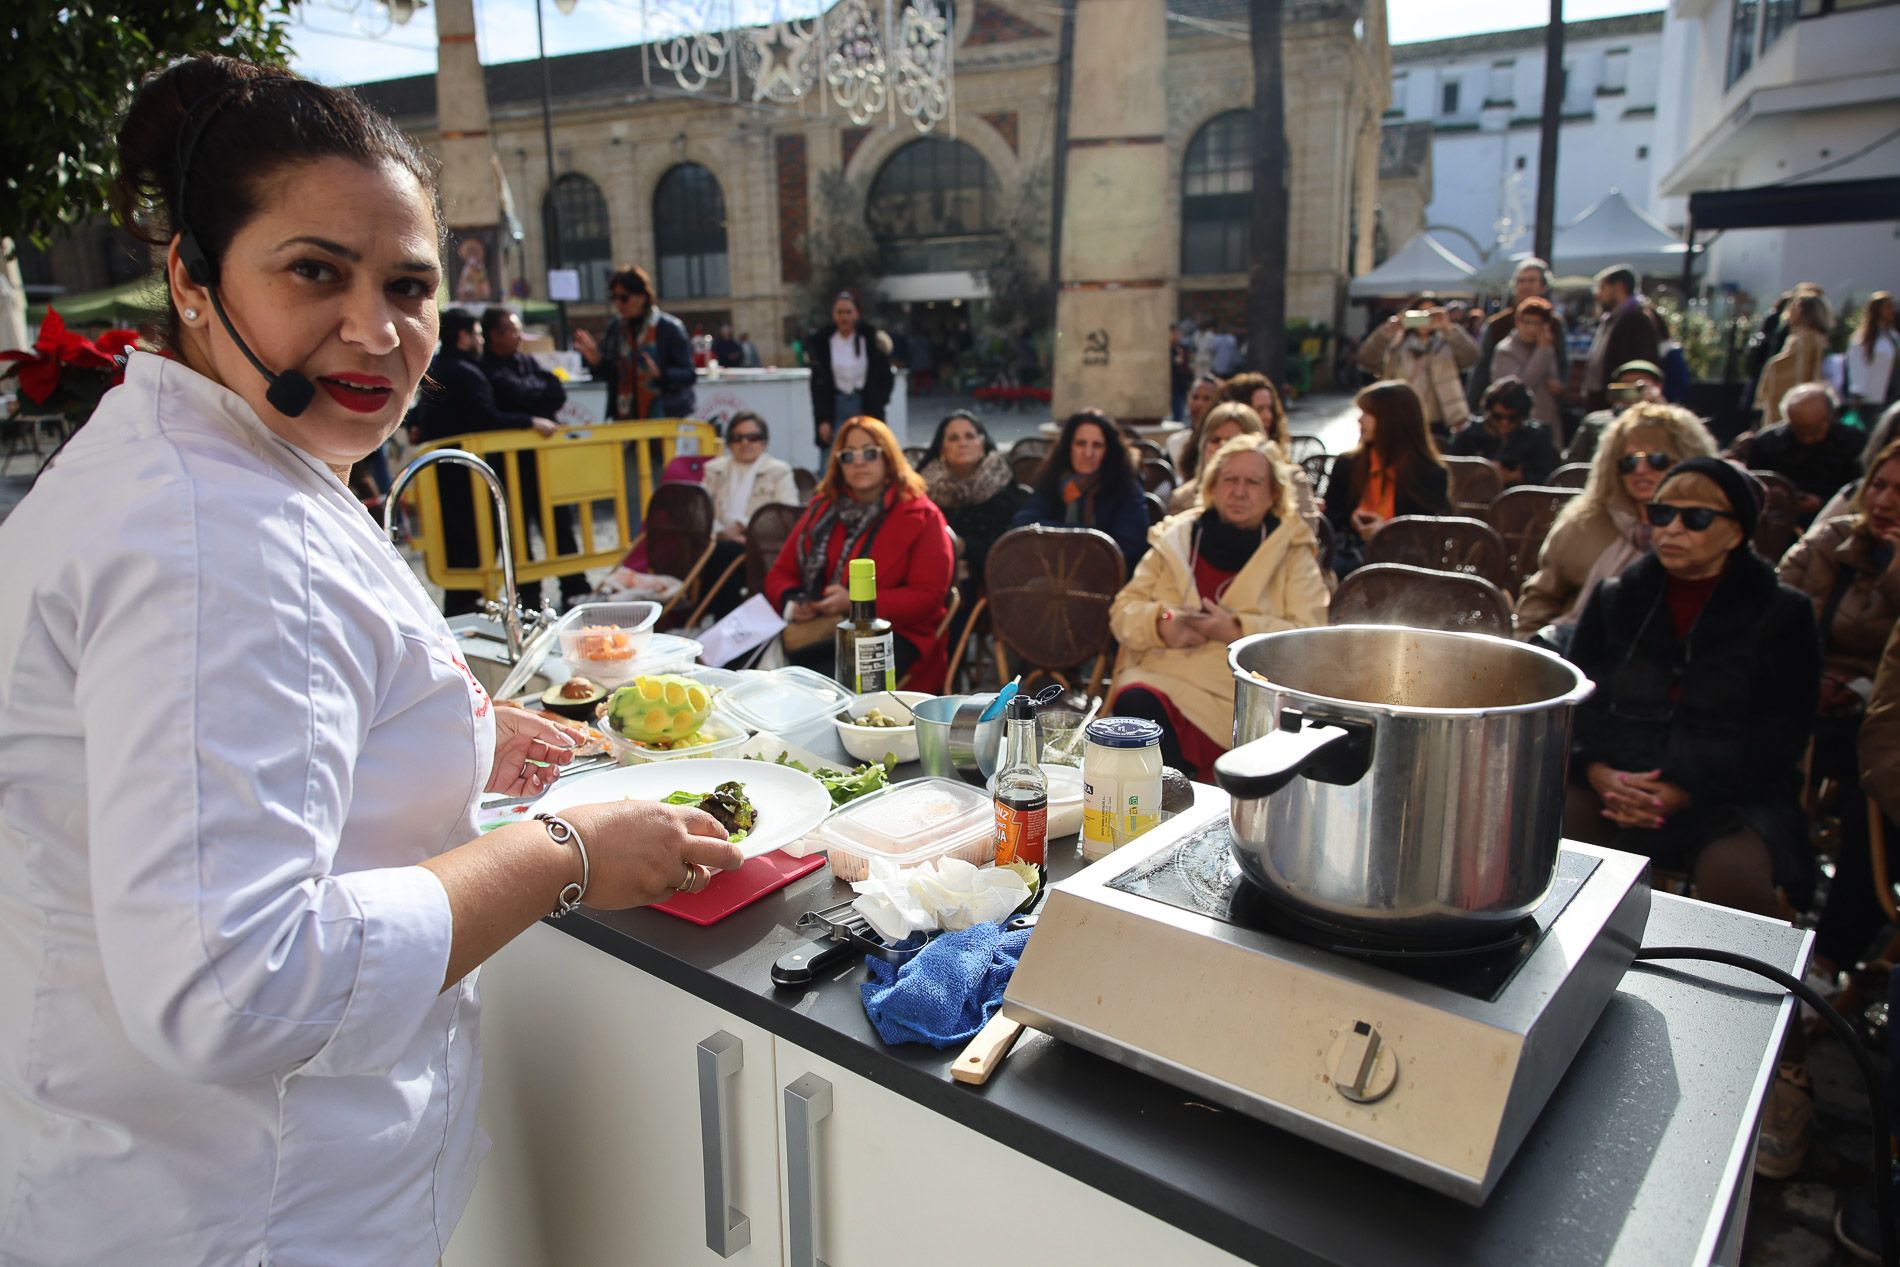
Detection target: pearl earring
<box><xmin>183</xmin><ymin>307</ymin><xmax>199</xmax><ymax>321</ymax></box>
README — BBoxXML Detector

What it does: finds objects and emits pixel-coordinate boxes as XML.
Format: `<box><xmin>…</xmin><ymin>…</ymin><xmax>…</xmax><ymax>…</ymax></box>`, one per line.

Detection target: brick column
<box><xmin>1049</xmin><ymin>0</ymin><xmax>1174</xmax><ymax>425</ymax></box>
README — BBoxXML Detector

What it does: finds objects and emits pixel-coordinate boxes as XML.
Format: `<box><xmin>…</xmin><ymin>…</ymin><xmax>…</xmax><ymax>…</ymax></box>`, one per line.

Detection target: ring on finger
<box><xmin>676</xmin><ymin>862</ymin><xmax>699</xmax><ymax>893</ymax></box>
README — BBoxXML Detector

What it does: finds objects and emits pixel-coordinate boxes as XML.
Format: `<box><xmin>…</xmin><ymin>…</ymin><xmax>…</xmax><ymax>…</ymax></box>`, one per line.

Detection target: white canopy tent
<box><xmin>1476</xmin><ymin>191</ymin><xmax>1697</xmax><ymax>286</ymax></box>
<box><xmin>1348</xmin><ymin>232</ymin><xmax>1479</xmax><ymax>301</ymax></box>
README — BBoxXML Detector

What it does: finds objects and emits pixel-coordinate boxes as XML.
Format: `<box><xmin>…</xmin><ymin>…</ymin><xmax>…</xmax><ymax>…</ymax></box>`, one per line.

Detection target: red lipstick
<box><xmin>316</xmin><ymin>373</ymin><xmax>394</xmax><ymax>414</ymax></box>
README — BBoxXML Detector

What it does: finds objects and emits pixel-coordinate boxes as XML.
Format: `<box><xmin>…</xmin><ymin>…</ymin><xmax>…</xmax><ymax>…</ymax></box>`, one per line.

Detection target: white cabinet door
<box><xmin>444</xmin><ymin>922</ymin><xmax>785</xmax><ymax>1267</ymax></box>
<box><xmin>771</xmin><ymin>1043</ymin><xmax>1249</xmax><ymax>1267</ymax></box>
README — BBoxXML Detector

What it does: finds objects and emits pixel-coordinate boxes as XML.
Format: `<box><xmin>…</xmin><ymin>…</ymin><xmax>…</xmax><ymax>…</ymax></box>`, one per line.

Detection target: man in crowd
<box><xmin>1582</xmin><ymin>264</ymin><xmax>1663</xmax><ymax>411</ymax></box>
<box><xmin>1207</xmin><ymin>320</ymin><xmax>1241</xmax><ymax>378</ymax></box>
<box><xmin>408</xmin><ymin>309</ymin><xmax>560</xmax><ymax>615</ymax></box>
<box><xmin>1734</xmin><ymin>382</ymin><xmax>1865</xmax><ymax>524</ymax></box>
<box><xmin>1565</xmin><ymin>359</ymin><xmax>1667</xmax><ymax>463</ymax></box>
<box><xmin>739</xmin><ymin>331</ymin><xmax>762</xmax><ymax>368</ymax></box>
<box><xmin>1467</xmin><ymin>258</ymin><xmax>1570</xmax><ymax>410</ymax></box>
<box><xmin>712</xmin><ymin>323</ymin><xmax>746</xmax><ymax>369</ymax></box>
<box><xmin>479</xmin><ymin>306</ymin><xmax>589</xmax><ymax>607</ymax></box>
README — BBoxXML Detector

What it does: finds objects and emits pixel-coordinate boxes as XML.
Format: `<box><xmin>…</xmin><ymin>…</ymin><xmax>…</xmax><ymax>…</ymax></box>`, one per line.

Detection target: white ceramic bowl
<box><xmin>831</xmin><ymin>690</ymin><xmax>931</xmax><ymax>765</ymax></box>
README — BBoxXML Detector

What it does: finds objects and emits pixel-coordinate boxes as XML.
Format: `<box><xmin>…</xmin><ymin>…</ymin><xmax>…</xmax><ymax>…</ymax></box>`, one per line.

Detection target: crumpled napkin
<box><xmin>849</xmin><ymin>856</ymin><xmax>1030</xmax><ymax>943</ymax></box>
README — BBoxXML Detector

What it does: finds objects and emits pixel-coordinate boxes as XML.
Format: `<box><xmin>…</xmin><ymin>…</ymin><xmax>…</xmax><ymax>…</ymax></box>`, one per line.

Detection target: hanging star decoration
<box><xmin>750</xmin><ymin>19</ymin><xmax>813</xmax><ymax>103</ymax></box>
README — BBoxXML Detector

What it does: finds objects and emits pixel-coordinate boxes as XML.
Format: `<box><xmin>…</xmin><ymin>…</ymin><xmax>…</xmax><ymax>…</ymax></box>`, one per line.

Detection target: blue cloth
<box><xmin>860</xmin><ymin>922</ymin><xmax>1032</xmax><ymax>1048</ymax></box>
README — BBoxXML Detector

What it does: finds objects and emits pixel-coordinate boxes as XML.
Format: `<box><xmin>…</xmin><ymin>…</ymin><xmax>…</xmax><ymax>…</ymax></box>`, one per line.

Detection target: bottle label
<box><xmin>994</xmin><ymin>799</ymin><xmax>1048</xmax><ymax>867</ymax></box>
<box><xmin>853</xmin><ymin>632</ymin><xmax>895</xmax><ymax>694</ymax></box>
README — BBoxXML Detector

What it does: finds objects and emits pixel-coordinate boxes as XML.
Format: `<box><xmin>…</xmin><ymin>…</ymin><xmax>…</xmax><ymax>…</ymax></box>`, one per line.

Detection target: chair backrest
<box><xmin>1328</xmin><ymin>562</ymin><xmax>1512</xmax><ymax>637</ymax></box>
<box><xmin>903</xmin><ymin>445</ymin><xmax>929</xmax><ymax>469</ymax></box>
<box><xmin>1364</xmin><ymin>515</ymin><xmax>1514</xmax><ymax>592</ymax></box>
<box><xmin>1548</xmin><ymin>462</ymin><xmax>1591</xmax><ymax>489</ymax></box>
<box><xmin>743</xmin><ymin>502</ymin><xmax>805</xmax><ymax>595</ymax></box>
<box><xmin>1142</xmin><ymin>490</ymin><xmax>1168</xmax><ymax>525</ymax></box>
<box><xmin>1300</xmin><ymin>453</ymin><xmax>1334</xmax><ymax>502</ymax></box>
<box><xmin>1007</xmin><ymin>436</ymin><xmax>1050</xmax><ymax>465</ymax></box>
<box><xmin>642</xmin><ymin>482</ymin><xmax>715</xmax><ymax>580</ymax></box>
<box><xmin>1010</xmin><ymin>452</ymin><xmax>1047</xmax><ymax>487</ymax></box>
<box><xmin>1140</xmin><ymin>457</ymin><xmax>1178</xmax><ymax>496</ymax></box>
<box><xmin>1131</xmin><ymin>437</ymin><xmax>1167</xmax><ymax>465</ymax></box>
<box><xmin>1287</xmin><ymin>433</ymin><xmax>1327</xmax><ymax>464</ymax></box>
<box><xmin>1486</xmin><ymin>485</ymin><xmax>1580</xmax><ymax>595</ymax></box>
<box><xmin>1311</xmin><ymin>513</ymin><xmax>1337</xmax><ymax>576</ymax></box>
<box><xmin>1750</xmin><ymin>469</ymin><xmax>1802</xmax><ymax>562</ymax></box>
<box><xmin>1443</xmin><ymin>455</ymin><xmax>1503</xmax><ymax>516</ymax></box>
<box><xmin>792</xmin><ymin>467</ymin><xmax>819</xmax><ymax>502</ymax></box>
<box><xmin>984</xmin><ymin>525</ymin><xmax>1128</xmax><ymax>674</ymax></box>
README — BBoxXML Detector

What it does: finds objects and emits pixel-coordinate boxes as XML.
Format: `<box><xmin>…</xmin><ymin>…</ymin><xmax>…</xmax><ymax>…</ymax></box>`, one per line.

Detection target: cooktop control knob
<box><xmin>1328</xmin><ymin>1021</ymin><xmax>1398</xmax><ymax>1104</ymax></box>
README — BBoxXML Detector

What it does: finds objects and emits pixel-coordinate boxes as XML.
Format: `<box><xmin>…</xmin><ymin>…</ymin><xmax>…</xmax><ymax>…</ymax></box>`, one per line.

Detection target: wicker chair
<box><xmin>740</xmin><ymin>502</ymin><xmax>805</xmax><ymax>597</ymax></box>
<box><xmin>1300</xmin><ymin>453</ymin><xmax>1334</xmax><ymax>502</ymax></box>
<box><xmin>1143</xmin><ymin>491</ymin><xmax>1169</xmax><ymax>525</ymax></box>
<box><xmin>1312</xmin><ymin>513</ymin><xmax>1337</xmax><ymax>577</ymax></box>
<box><xmin>1750</xmin><ymin>469</ymin><xmax>1802</xmax><ymax>563</ymax></box>
<box><xmin>792</xmin><ymin>467</ymin><xmax>819</xmax><ymax>503</ymax></box>
<box><xmin>903</xmin><ymin>445</ymin><xmax>929</xmax><ymax>469</ymax></box>
<box><xmin>1487</xmin><ymin>485</ymin><xmax>1579</xmax><ymax>596</ymax></box>
<box><xmin>628</xmin><ymin>482</ymin><xmax>718</xmax><ymax>627</ymax></box>
<box><xmin>1364</xmin><ymin>515</ymin><xmax>1515</xmax><ymax>594</ymax></box>
<box><xmin>951</xmin><ymin>525</ymin><xmax>1127</xmax><ymax>700</ymax></box>
<box><xmin>1548</xmin><ymin>462</ymin><xmax>1592</xmax><ymax>489</ymax></box>
<box><xmin>1328</xmin><ymin>562</ymin><xmax>1513</xmax><ymax>637</ymax></box>
<box><xmin>1007</xmin><ymin>436</ymin><xmax>1050</xmax><ymax>466</ymax></box>
<box><xmin>1130</xmin><ymin>437</ymin><xmax>1168</xmax><ymax>466</ymax></box>
<box><xmin>1444</xmin><ymin>455</ymin><xmax>1504</xmax><ymax>517</ymax></box>
<box><xmin>1010</xmin><ymin>452</ymin><xmax>1047</xmax><ymax>486</ymax></box>
<box><xmin>1140</xmin><ymin>457</ymin><xmax>1178</xmax><ymax>497</ymax></box>
<box><xmin>1287</xmin><ymin>433</ymin><xmax>1327</xmax><ymax>464</ymax></box>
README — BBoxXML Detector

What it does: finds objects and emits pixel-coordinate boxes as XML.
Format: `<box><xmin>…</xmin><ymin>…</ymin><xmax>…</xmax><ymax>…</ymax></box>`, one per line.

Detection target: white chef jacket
<box><xmin>0</xmin><ymin>352</ymin><xmax>495</xmax><ymax>1266</ymax></box>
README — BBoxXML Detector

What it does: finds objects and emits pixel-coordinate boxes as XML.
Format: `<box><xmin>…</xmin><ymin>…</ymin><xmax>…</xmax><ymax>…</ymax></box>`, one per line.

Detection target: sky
<box><xmin>287</xmin><ymin>0</ymin><xmax>1666</xmax><ymax>87</ymax></box>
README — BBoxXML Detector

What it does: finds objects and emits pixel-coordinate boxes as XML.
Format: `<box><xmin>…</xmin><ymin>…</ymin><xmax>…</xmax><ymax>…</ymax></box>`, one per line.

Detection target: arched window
<box><xmin>543</xmin><ymin>173</ymin><xmax>613</xmax><ymax>303</ymax></box>
<box><xmin>1181</xmin><ymin>111</ymin><xmax>1253</xmax><ymax>276</ymax></box>
<box><xmin>867</xmin><ymin>138</ymin><xmax>1001</xmax><ymax>274</ymax></box>
<box><xmin>654</xmin><ymin>164</ymin><xmax>729</xmax><ymax>299</ymax></box>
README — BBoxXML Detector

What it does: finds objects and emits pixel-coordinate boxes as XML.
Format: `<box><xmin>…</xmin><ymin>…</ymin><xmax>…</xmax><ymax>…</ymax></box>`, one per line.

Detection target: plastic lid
<box><xmin>814</xmin><ymin>777</ymin><xmax>995</xmax><ymax>865</ymax></box>
<box><xmin>848</xmin><ymin>557</ymin><xmax>877</xmax><ymax>600</ymax></box>
<box><xmin>719</xmin><ymin>665</ymin><xmax>855</xmax><ymax>733</ymax></box>
<box><xmin>1085</xmin><ymin>717</ymin><xmax>1164</xmax><ymax>749</ymax></box>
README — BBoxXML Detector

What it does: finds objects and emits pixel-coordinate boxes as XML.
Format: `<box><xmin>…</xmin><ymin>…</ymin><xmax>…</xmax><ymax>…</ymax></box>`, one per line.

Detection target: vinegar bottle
<box><xmin>992</xmin><ymin>694</ymin><xmax>1048</xmax><ymax>886</ymax></box>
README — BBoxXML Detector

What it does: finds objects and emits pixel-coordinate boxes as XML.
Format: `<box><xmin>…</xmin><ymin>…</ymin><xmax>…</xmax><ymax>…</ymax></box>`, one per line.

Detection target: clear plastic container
<box><xmin>571</xmin><ymin>632</ymin><xmax>702</xmax><ymax>689</ymax></box>
<box><xmin>719</xmin><ymin>666</ymin><xmax>855</xmax><ymax>734</ymax></box>
<box><xmin>599</xmin><ymin>711</ymin><xmax>750</xmax><ymax>765</ymax></box>
<box><xmin>813</xmin><ymin>777</ymin><xmax>996</xmax><ymax>881</ymax></box>
<box><xmin>558</xmin><ymin>601</ymin><xmax>660</xmax><ymax>685</ymax></box>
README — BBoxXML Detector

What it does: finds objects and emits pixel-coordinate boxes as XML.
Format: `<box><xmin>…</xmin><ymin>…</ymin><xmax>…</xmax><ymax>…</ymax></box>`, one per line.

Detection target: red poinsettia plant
<box><xmin>0</xmin><ymin>308</ymin><xmax>142</xmax><ymax>427</ymax></box>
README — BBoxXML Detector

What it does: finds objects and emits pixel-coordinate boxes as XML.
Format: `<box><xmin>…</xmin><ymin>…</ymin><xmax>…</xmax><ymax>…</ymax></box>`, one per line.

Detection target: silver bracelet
<box><xmin>535</xmin><ymin>813</ymin><xmax>589</xmax><ymax>918</ymax></box>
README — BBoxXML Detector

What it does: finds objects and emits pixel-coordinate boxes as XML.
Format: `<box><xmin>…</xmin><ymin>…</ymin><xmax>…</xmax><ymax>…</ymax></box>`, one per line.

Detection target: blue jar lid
<box><xmin>1085</xmin><ymin>717</ymin><xmax>1163</xmax><ymax>749</ymax></box>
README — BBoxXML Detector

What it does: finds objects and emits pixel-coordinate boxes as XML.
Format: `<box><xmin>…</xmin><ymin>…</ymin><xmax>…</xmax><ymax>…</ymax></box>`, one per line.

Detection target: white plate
<box><xmin>531</xmin><ymin>758</ymin><xmax>832</xmax><ymax>860</ymax></box>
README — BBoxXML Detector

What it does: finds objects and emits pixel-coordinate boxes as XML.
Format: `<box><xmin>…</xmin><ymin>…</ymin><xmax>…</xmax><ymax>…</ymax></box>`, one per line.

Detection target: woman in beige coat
<box><xmin>701</xmin><ymin>410</ymin><xmax>798</xmax><ymax>616</ymax></box>
<box><xmin>1108</xmin><ymin>435</ymin><xmax>1331</xmax><ymax>777</ymax></box>
<box><xmin>1515</xmin><ymin>403</ymin><xmax>1717</xmax><ymax>649</ymax></box>
<box><xmin>1356</xmin><ymin>301</ymin><xmax>1479</xmax><ymax>433</ymax></box>
<box><xmin>1757</xmin><ymin>292</ymin><xmax>1831</xmax><ymax>426</ymax></box>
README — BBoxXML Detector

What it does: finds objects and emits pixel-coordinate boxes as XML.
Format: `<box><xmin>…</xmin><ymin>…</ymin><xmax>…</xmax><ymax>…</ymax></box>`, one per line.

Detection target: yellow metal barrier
<box><xmin>404</xmin><ymin>418</ymin><xmax>722</xmax><ymax>600</ymax></box>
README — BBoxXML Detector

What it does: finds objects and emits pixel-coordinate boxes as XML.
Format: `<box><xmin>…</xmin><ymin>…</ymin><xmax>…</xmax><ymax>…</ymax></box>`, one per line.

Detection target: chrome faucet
<box><xmin>385</xmin><ymin>447</ymin><xmax>551</xmax><ymax>661</ymax></box>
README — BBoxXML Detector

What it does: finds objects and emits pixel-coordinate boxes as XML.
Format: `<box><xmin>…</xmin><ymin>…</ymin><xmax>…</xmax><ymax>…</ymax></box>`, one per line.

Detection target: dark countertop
<box><xmin>546</xmin><ymin>730</ymin><xmax>1810</xmax><ymax>1267</ymax></box>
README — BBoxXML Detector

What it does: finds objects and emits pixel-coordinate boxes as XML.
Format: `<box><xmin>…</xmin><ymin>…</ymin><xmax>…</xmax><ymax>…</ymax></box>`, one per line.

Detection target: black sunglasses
<box><xmin>1644</xmin><ymin>502</ymin><xmax>1738</xmax><ymax>531</ymax></box>
<box><xmin>729</xmin><ymin>430</ymin><xmax>764</xmax><ymax>443</ymax></box>
<box><xmin>1618</xmin><ymin>451</ymin><xmax>1673</xmax><ymax>475</ymax></box>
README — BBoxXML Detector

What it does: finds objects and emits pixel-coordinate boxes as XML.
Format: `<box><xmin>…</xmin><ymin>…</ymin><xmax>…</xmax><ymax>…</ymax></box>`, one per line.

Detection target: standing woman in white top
<box><xmin>807</xmin><ymin>287</ymin><xmax>894</xmax><ymax>447</ymax></box>
<box><xmin>1847</xmin><ymin>291</ymin><xmax>1898</xmax><ymax>420</ymax></box>
<box><xmin>0</xmin><ymin>57</ymin><xmax>742</xmax><ymax>1267</ymax></box>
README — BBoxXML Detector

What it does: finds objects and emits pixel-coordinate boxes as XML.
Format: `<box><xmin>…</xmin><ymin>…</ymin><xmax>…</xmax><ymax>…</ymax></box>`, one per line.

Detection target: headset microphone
<box><xmin>175</xmin><ymin>83</ymin><xmax>318</xmax><ymax>419</ymax></box>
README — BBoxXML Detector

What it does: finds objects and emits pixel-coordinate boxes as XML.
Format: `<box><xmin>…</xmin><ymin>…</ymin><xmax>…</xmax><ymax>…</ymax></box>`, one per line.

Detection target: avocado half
<box><xmin>542</xmin><ymin>675</ymin><xmax>609</xmax><ymax>721</ymax></box>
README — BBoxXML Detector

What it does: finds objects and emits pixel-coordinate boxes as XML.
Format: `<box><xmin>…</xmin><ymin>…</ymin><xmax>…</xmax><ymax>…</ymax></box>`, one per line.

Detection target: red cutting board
<box><xmin>652</xmin><ymin>850</ymin><xmax>827</xmax><ymax>925</ymax></box>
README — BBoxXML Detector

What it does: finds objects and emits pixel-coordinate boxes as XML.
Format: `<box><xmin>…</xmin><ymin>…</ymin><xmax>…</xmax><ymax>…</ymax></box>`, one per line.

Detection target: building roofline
<box><xmin>1391</xmin><ymin>10</ymin><xmax>1662</xmax><ymax>63</ymax></box>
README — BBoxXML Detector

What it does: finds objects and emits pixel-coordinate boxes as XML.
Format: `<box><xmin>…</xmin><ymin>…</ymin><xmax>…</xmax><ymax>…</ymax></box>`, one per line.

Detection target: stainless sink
<box><xmin>447</xmin><ymin>614</ymin><xmax>558</xmax><ymax>701</ymax></box>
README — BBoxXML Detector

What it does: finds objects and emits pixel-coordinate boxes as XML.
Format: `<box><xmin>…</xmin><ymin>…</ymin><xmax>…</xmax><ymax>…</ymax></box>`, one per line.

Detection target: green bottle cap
<box><xmin>848</xmin><ymin>557</ymin><xmax>877</xmax><ymax>601</ymax></box>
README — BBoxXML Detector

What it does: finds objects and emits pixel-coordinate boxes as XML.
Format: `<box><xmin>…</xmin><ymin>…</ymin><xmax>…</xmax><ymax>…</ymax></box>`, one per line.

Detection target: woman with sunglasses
<box><xmin>764</xmin><ymin>416</ymin><xmax>953</xmax><ymax>683</ymax></box>
<box><xmin>699</xmin><ymin>411</ymin><xmax>798</xmax><ymax>617</ymax></box>
<box><xmin>1010</xmin><ymin>408</ymin><xmax>1151</xmax><ymax>569</ymax></box>
<box><xmin>1445</xmin><ymin>376</ymin><xmax>1561</xmax><ymax>488</ymax></box>
<box><xmin>572</xmin><ymin>264</ymin><xmax>698</xmax><ymax>420</ymax></box>
<box><xmin>1517</xmin><ymin>403</ymin><xmax>1717</xmax><ymax>650</ymax></box>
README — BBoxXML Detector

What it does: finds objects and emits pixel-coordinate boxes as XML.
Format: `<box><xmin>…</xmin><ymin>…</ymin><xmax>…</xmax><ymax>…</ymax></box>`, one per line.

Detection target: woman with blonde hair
<box><xmin>1169</xmin><ymin>400</ymin><xmax>1264</xmax><ymax>513</ymax></box>
<box><xmin>1517</xmin><ymin>402</ymin><xmax>1719</xmax><ymax>650</ymax></box>
<box><xmin>1757</xmin><ymin>290</ymin><xmax>1832</xmax><ymax>426</ymax></box>
<box><xmin>764</xmin><ymin>415</ymin><xmax>954</xmax><ymax>683</ymax></box>
<box><xmin>1109</xmin><ymin>434</ymin><xmax>1330</xmax><ymax>777</ymax></box>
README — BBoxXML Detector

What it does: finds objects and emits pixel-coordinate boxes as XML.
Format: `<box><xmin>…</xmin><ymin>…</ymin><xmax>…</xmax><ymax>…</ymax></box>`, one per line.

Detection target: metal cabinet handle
<box><xmin>783</xmin><ymin>1073</ymin><xmax>834</xmax><ymax>1267</ymax></box>
<box><xmin>696</xmin><ymin>1031</ymin><xmax>751</xmax><ymax>1257</ymax></box>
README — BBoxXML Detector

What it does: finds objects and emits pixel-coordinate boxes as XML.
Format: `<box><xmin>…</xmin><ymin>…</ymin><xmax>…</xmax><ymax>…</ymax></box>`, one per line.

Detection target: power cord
<box><xmin>1636</xmin><ymin>946</ymin><xmax>1896</xmax><ymax>1267</ymax></box>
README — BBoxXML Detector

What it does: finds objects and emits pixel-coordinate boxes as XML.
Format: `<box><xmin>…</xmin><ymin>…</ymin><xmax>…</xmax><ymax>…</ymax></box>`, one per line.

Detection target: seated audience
<box><xmin>917</xmin><ymin>410</ymin><xmax>1023</xmax><ymax>594</ymax></box>
<box><xmin>701</xmin><ymin>411</ymin><xmax>797</xmax><ymax>617</ymax></box>
<box><xmin>1167</xmin><ymin>373</ymin><xmax>1224</xmax><ymax>467</ymax></box>
<box><xmin>1109</xmin><ymin>435</ymin><xmax>1330</xmax><ymax>778</ymax></box>
<box><xmin>1010</xmin><ymin>408</ymin><xmax>1150</xmax><ymax>569</ymax></box>
<box><xmin>1445</xmin><ymin>377</ymin><xmax>1561</xmax><ymax>487</ymax></box>
<box><xmin>1736</xmin><ymin>383</ymin><xmax>1864</xmax><ymax>524</ymax></box>
<box><xmin>1518</xmin><ymin>403</ymin><xmax>1717</xmax><ymax>650</ymax></box>
<box><xmin>1169</xmin><ymin>401</ymin><xmax>1264</xmax><ymax>514</ymax></box>
<box><xmin>1356</xmin><ymin>298</ymin><xmax>1480</xmax><ymax>436</ymax></box>
<box><xmin>1220</xmin><ymin>372</ymin><xmax>1290</xmax><ymax>449</ymax></box>
<box><xmin>1484</xmin><ymin>296</ymin><xmax>1566</xmax><ymax>440</ymax></box>
<box><xmin>1323</xmin><ymin>380</ymin><xmax>1452</xmax><ymax>574</ymax></box>
<box><xmin>1565</xmin><ymin>358</ymin><xmax>1666</xmax><ymax>464</ymax></box>
<box><xmin>764</xmin><ymin>417</ymin><xmax>953</xmax><ymax>685</ymax></box>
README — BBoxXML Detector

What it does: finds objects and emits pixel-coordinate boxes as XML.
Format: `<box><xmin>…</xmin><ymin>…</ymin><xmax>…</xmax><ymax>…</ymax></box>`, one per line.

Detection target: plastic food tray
<box><xmin>718</xmin><ymin>666</ymin><xmax>855</xmax><ymax>734</ymax></box>
<box><xmin>813</xmin><ymin>777</ymin><xmax>996</xmax><ymax>882</ymax></box>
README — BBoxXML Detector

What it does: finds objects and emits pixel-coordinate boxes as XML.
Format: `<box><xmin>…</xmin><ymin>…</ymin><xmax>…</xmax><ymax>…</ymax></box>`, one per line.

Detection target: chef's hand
<box><xmin>557</xmin><ymin>800</ymin><xmax>744</xmax><ymax>905</ymax></box>
<box><xmin>487</xmin><ymin>704</ymin><xmax>588</xmax><ymax>797</ymax></box>
<box><xmin>572</xmin><ymin>328</ymin><xmax>599</xmax><ymax>366</ymax></box>
<box><xmin>1157</xmin><ymin>608</ymin><xmax>1207</xmax><ymax>648</ymax></box>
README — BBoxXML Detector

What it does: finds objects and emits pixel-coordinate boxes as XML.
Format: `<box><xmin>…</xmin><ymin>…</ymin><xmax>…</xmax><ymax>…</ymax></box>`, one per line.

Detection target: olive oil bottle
<box><xmin>835</xmin><ymin>558</ymin><xmax>896</xmax><ymax>694</ymax></box>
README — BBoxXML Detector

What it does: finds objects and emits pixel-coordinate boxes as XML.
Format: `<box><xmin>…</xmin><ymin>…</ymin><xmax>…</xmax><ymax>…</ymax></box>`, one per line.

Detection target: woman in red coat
<box><xmin>765</xmin><ymin>416</ymin><xmax>954</xmax><ymax>687</ymax></box>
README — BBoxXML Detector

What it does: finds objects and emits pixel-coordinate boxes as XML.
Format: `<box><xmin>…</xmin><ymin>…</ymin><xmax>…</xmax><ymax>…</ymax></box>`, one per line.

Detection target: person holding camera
<box><xmin>1355</xmin><ymin>297</ymin><xmax>1479</xmax><ymax>436</ymax></box>
<box><xmin>1565</xmin><ymin>358</ymin><xmax>1667</xmax><ymax>464</ymax></box>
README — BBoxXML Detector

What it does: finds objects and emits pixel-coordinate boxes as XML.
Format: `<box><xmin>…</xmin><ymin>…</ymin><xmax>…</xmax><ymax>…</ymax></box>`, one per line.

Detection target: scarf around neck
<box><xmin>1194</xmin><ymin>506</ymin><xmax>1278</xmax><ymax>573</ymax></box>
<box><xmin>798</xmin><ymin>491</ymin><xmax>888</xmax><ymax>595</ymax></box>
<box><xmin>924</xmin><ymin>449</ymin><xmax>1012</xmax><ymax>508</ymax></box>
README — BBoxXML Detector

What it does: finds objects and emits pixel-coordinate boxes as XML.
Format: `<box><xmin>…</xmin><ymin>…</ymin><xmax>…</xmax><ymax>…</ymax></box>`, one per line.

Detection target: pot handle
<box><xmin>1212</xmin><ymin>709</ymin><xmax>1374</xmax><ymax>801</ymax></box>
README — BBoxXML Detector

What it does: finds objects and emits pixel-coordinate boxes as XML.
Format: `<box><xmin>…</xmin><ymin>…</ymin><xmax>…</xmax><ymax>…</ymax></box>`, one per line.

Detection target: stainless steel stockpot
<box><xmin>1211</xmin><ymin>625</ymin><xmax>1594</xmax><ymax>946</ymax></box>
